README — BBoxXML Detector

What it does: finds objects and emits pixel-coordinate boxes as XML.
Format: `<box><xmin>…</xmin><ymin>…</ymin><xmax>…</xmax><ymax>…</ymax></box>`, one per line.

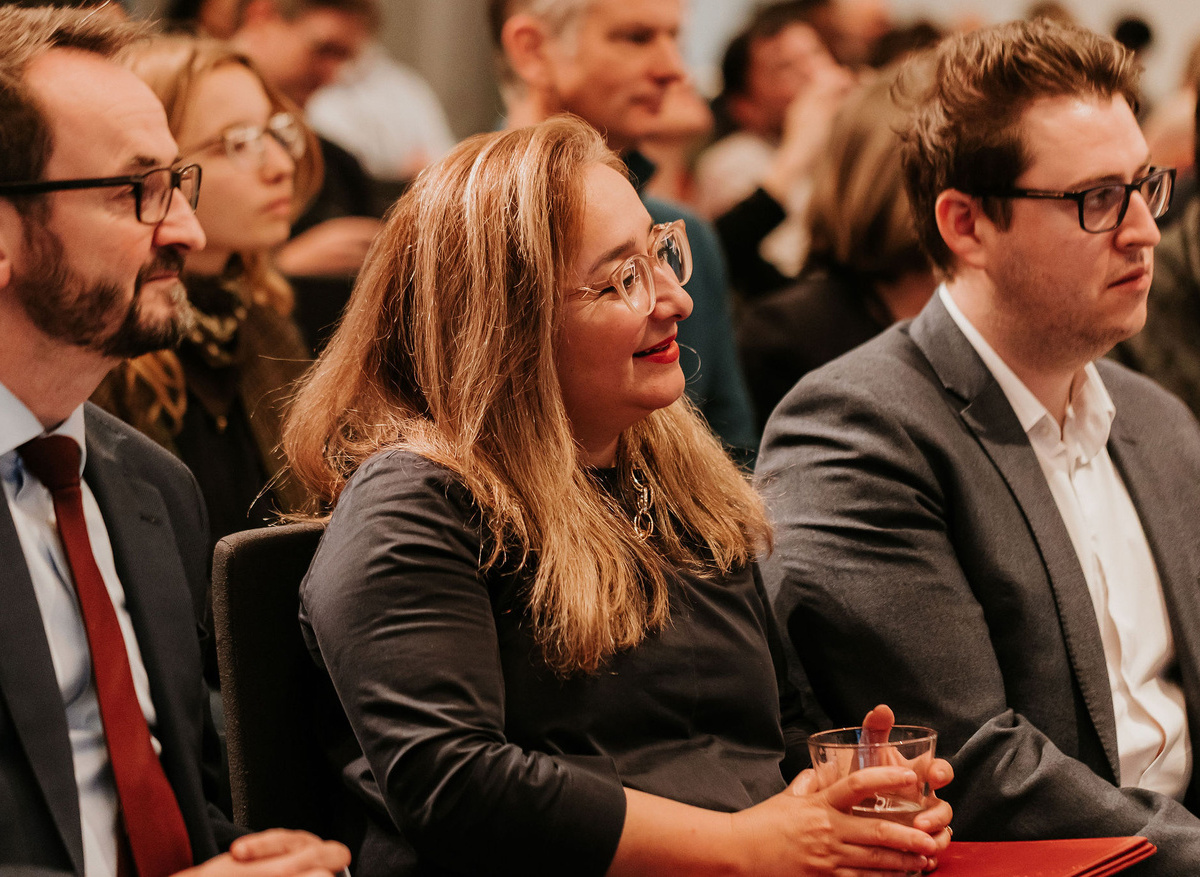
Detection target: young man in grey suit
<box><xmin>758</xmin><ymin>17</ymin><xmax>1200</xmax><ymax>869</ymax></box>
<box><xmin>0</xmin><ymin>8</ymin><xmax>349</xmax><ymax>876</ymax></box>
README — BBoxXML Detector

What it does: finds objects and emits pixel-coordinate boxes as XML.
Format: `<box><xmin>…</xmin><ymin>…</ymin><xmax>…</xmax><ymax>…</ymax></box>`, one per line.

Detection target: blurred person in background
<box><xmin>635</xmin><ymin>79</ymin><xmax>714</xmax><ymax>207</ymax></box>
<box><xmin>1113</xmin><ymin>15</ymin><xmax>1153</xmax><ymax>65</ymax></box>
<box><xmin>488</xmin><ymin>0</ymin><xmax>759</xmax><ymax>458</ymax></box>
<box><xmin>867</xmin><ymin>18</ymin><xmax>941</xmax><ymax>67</ymax></box>
<box><xmin>804</xmin><ymin>0</ymin><xmax>893</xmax><ymax>69</ymax></box>
<box><xmin>306</xmin><ymin>41</ymin><xmax>457</xmax><ymax>184</ymax></box>
<box><xmin>737</xmin><ymin>62</ymin><xmax>935</xmax><ymax>432</ymax></box>
<box><xmin>1114</xmin><ymin>62</ymin><xmax>1200</xmax><ymax>418</ymax></box>
<box><xmin>1024</xmin><ymin>0</ymin><xmax>1076</xmax><ymax>25</ymax></box>
<box><xmin>93</xmin><ymin>35</ymin><xmax>320</xmax><ymax>544</ymax></box>
<box><xmin>232</xmin><ymin>0</ymin><xmax>373</xmax><ymax>111</ymax></box>
<box><xmin>232</xmin><ymin>0</ymin><xmax>383</xmax><ymax>288</ymax></box>
<box><xmin>1143</xmin><ymin>34</ymin><xmax>1200</xmax><ymax>220</ymax></box>
<box><xmin>698</xmin><ymin>0</ymin><xmax>854</xmax><ymax>298</ymax></box>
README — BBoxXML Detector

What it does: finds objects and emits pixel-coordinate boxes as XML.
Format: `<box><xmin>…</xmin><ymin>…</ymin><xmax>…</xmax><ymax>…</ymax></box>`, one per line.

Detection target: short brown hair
<box><xmin>898</xmin><ymin>18</ymin><xmax>1139</xmax><ymax>275</ymax></box>
<box><xmin>0</xmin><ymin>6</ymin><xmax>148</xmax><ymax>191</ymax></box>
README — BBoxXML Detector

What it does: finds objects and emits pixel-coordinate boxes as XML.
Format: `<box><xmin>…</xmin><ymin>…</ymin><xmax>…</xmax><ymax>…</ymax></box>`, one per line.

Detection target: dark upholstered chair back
<box><xmin>211</xmin><ymin>522</ymin><xmax>349</xmax><ymax>835</ymax></box>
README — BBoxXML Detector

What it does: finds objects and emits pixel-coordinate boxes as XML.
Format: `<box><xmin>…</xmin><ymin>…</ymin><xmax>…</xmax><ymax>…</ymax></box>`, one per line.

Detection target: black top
<box><xmin>300</xmin><ymin>450</ymin><xmax>812</xmax><ymax>877</ymax></box>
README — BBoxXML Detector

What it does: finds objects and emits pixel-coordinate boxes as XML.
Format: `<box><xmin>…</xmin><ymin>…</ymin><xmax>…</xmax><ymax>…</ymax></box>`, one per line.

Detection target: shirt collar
<box><xmin>0</xmin><ymin>380</ymin><xmax>88</xmax><ymax>484</ymax></box>
<box><xmin>938</xmin><ymin>285</ymin><xmax>1114</xmax><ymax>462</ymax></box>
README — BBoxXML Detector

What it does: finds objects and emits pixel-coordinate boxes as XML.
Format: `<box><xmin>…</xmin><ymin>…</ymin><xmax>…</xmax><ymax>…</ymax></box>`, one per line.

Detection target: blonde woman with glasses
<box><xmin>284</xmin><ymin>116</ymin><xmax>952</xmax><ymax>877</ymax></box>
<box><xmin>94</xmin><ymin>34</ymin><xmax>322</xmax><ymax>542</ymax></box>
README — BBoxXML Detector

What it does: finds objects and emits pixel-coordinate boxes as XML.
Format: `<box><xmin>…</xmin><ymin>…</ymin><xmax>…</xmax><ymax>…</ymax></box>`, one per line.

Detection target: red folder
<box><xmin>934</xmin><ymin>836</ymin><xmax>1155</xmax><ymax>876</ymax></box>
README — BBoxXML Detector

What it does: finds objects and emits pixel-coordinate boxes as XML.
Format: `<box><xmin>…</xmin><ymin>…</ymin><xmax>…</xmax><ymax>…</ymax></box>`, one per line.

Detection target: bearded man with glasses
<box><xmin>0</xmin><ymin>8</ymin><xmax>349</xmax><ymax>876</ymax></box>
<box><xmin>758</xmin><ymin>18</ymin><xmax>1200</xmax><ymax>869</ymax></box>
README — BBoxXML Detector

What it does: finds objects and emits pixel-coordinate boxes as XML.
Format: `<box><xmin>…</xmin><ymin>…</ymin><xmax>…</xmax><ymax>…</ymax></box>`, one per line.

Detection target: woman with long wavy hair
<box><xmin>285</xmin><ymin>115</ymin><xmax>952</xmax><ymax>877</ymax></box>
<box><xmin>93</xmin><ymin>34</ymin><xmax>322</xmax><ymax>542</ymax></box>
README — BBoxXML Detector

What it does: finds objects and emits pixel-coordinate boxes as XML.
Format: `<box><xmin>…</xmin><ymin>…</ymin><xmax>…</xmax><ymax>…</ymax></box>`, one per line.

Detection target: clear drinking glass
<box><xmin>808</xmin><ymin>725</ymin><xmax>938</xmax><ymax>826</ymax></box>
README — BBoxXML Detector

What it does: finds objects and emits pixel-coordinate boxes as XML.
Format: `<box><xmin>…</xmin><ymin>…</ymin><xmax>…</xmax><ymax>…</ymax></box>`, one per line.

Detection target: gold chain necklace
<box><xmin>630</xmin><ymin>468</ymin><xmax>654</xmax><ymax>541</ymax></box>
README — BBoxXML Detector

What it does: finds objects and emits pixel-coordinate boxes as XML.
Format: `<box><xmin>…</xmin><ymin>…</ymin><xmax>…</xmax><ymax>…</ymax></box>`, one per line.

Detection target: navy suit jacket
<box><xmin>0</xmin><ymin>404</ymin><xmax>235</xmax><ymax>874</ymax></box>
<box><xmin>758</xmin><ymin>294</ymin><xmax>1200</xmax><ymax>873</ymax></box>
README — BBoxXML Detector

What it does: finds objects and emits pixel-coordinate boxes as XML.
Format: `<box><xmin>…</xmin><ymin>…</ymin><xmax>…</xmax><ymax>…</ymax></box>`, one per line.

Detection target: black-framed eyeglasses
<box><xmin>0</xmin><ymin>164</ymin><xmax>202</xmax><ymax>226</ymax></box>
<box><xmin>971</xmin><ymin>166</ymin><xmax>1175</xmax><ymax>233</ymax></box>
<box><xmin>576</xmin><ymin>220</ymin><xmax>693</xmax><ymax>316</ymax></box>
<box><xmin>188</xmin><ymin>112</ymin><xmax>305</xmax><ymax>172</ymax></box>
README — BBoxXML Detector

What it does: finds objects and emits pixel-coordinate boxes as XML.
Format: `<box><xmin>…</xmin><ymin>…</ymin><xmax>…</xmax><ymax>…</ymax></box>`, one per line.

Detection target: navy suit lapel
<box><xmin>0</xmin><ymin>501</ymin><xmax>86</xmax><ymax>875</ymax></box>
<box><xmin>910</xmin><ymin>296</ymin><xmax>1120</xmax><ymax>781</ymax></box>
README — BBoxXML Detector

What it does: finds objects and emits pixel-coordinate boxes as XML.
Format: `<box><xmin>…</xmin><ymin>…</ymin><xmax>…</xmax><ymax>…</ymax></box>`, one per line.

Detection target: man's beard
<box><xmin>13</xmin><ymin>219</ymin><xmax>193</xmax><ymax>359</ymax></box>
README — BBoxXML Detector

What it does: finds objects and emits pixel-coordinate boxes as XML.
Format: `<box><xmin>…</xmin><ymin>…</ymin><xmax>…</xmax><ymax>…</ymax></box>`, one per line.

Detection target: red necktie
<box><xmin>19</xmin><ymin>435</ymin><xmax>193</xmax><ymax>877</ymax></box>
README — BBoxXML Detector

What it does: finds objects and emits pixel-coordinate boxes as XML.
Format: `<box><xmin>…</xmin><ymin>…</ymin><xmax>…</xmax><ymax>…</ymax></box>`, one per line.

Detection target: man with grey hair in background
<box><xmin>0</xmin><ymin>6</ymin><xmax>349</xmax><ymax>875</ymax></box>
<box><xmin>488</xmin><ymin>0</ymin><xmax>759</xmax><ymax>459</ymax></box>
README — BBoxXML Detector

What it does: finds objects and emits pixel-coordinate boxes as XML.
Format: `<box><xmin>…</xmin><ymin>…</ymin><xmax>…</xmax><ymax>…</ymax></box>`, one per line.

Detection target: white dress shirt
<box><xmin>941</xmin><ymin>287</ymin><xmax>1191</xmax><ymax>798</ymax></box>
<box><xmin>0</xmin><ymin>384</ymin><xmax>164</xmax><ymax>877</ymax></box>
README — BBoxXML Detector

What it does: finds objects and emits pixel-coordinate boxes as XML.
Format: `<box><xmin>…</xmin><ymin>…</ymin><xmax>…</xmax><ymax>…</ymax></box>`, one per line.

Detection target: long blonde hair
<box><xmin>285</xmin><ymin>117</ymin><xmax>770</xmax><ymax>675</ymax></box>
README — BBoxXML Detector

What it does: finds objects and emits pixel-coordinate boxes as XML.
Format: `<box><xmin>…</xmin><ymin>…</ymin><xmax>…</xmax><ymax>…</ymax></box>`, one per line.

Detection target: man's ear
<box><xmin>501</xmin><ymin>13</ymin><xmax>556</xmax><ymax>92</ymax></box>
<box><xmin>935</xmin><ymin>189</ymin><xmax>991</xmax><ymax>271</ymax></box>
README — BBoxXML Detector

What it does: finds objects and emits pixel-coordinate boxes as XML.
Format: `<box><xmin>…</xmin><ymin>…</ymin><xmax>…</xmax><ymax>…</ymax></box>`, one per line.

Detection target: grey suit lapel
<box><xmin>0</xmin><ymin>482</ymin><xmax>85</xmax><ymax>874</ymax></box>
<box><xmin>910</xmin><ymin>296</ymin><xmax>1120</xmax><ymax>781</ymax></box>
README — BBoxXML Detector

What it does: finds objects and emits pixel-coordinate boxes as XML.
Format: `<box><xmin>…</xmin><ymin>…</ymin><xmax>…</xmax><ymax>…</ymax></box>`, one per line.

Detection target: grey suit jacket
<box><xmin>0</xmin><ymin>404</ymin><xmax>233</xmax><ymax>874</ymax></box>
<box><xmin>757</xmin><ymin>294</ymin><xmax>1200</xmax><ymax>873</ymax></box>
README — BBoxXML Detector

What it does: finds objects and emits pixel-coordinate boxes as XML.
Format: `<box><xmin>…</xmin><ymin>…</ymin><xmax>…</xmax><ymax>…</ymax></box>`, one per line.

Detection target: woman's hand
<box><xmin>609</xmin><ymin>704</ymin><xmax>954</xmax><ymax>877</ymax></box>
<box><xmin>855</xmin><ymin>704</ymin><xmax>955</xmax><ymax>866</ymax></box>
<box><xmin>728</xmin><ymin>765</ymin><xmax>943</xmax><ymax>876</ymax></box>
